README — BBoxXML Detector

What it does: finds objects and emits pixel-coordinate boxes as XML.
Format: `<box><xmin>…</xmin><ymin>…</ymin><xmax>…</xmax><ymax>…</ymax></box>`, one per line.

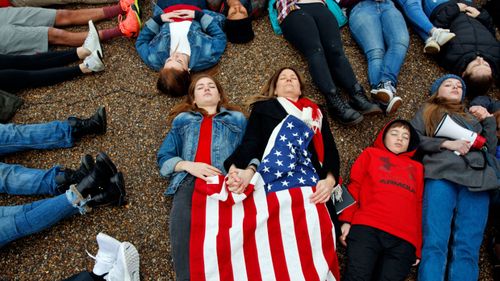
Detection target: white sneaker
<box><xmin>89</xmin><ymin>233</ymin><xmax>121</xmax><ymax>276</ymax></box>
<box><xmin>371</xmin><ymin>81</ymin><xmax>395</xmax><ymax>103</ymax></box>
<box><xmin>432</xmin><ymin>28</ymin><xmax>456</xmax><ymax>46</ymax></box>
<box><xmin>386</xmin><ymin>96</ymin><xmax>403</xmax><ymax>115</ymax></box>
<box><xmin>84</xmin><ymin>50</ymin><xmax>105</xmax><ymax>72</ymax></box>
<box><xmin>105</xmin><ymin>242</ymin><xmax>140</xmax><ymax>281</ymax></box>
<box><xmin>424</xmin><ymin>37</ymin><xmax>440</xmax><ymax>54</ymax></box>
<box><xmin>83</xmin><ymin>20</ymin><xmax>103</xmax><ymax>56</ymax></box>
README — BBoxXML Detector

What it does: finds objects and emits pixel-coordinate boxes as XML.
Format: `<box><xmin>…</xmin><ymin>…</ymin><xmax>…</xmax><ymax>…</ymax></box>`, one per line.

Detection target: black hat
<box><xmin>225</xmin><ymin>17</ymin><xmax>254</xmax><ymax>44</ymax></box>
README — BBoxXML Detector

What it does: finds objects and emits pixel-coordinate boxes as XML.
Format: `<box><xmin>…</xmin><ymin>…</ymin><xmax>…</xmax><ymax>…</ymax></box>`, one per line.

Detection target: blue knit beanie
<box><xmin>429</xmin><ymin>74</ymin><xmax>467</xmax><ymax>100</ymax></box>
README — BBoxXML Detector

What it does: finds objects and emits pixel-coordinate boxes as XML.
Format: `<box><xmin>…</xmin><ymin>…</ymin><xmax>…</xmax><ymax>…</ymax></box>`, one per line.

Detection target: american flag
<box><xmin>190</xmin><ymin>115</ymin><xmax>340</xmax><ymax>281</ymax></box>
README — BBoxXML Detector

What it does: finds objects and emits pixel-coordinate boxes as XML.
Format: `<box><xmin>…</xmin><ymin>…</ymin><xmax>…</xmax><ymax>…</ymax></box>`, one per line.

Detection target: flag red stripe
<box><xmin>289</xmin><ymin>188</ymin><xmax>320</xmax><ymax>281</ymax></box>
<box><xmin>266</xmin><ymin>192</ymin><xmax>291</xmax><ymax>281</ymax></box>
<box><xmin>190</xmin><ymin>188</ymin><xmax>207</xmax><ymax>281</ymax></box>
<box><xmin>216</xmin><ymin>200</ymin><xmax>234</xmax><ymax>281</ymax></box>
<box><xmin>242</xmin><ymin>194</ymin><xmax>263</xmax><ymax>281</ymax></box>
<box><xmin>316</xmin><ymin>202</ymin><xmax>340</xmax><ymax>280</ymax></box>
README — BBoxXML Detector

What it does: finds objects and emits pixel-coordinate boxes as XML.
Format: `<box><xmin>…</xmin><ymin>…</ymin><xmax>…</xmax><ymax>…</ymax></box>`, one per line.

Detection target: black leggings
<box><xmin>280</xmin><ymin>3</ymin><xmax>359</xmax><ymax>96</ymax></box>
<box><xmin>0</xmin><ymin>49</ymin><xmax>83</xmax><ymax>93</ymax></box>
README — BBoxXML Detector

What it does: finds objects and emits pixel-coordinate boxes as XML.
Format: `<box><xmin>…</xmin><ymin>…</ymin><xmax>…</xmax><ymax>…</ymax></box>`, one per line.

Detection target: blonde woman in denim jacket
<box><xmin>157</xmin><ymin>74</ymin><xmax>247</xmax><ymax>281</ymax></box>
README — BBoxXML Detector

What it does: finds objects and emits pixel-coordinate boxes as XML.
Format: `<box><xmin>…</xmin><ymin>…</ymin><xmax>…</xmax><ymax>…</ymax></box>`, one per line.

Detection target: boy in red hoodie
<box><xmin>339</xmin><ymin>120</ymin><xmax>424</xmax><ymax>281</ymax></box>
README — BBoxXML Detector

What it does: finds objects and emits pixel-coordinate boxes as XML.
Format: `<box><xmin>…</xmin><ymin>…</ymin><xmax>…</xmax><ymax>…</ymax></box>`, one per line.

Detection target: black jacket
<box><xmin>224</xmin><ymin>98</ymin><xmax>340</xmax><ymax>182</ymax></box>
<box><xmin>430</xmin><ymin>0</ymin><xmax>499</xmax><ymax>81</ymax></box>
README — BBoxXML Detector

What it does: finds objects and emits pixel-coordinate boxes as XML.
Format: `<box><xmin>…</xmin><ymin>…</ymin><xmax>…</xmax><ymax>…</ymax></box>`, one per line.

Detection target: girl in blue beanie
<box><xmin>410</xmin><ymin>74</ymin><xmax>498</xmax><ymax>281</ymax></box>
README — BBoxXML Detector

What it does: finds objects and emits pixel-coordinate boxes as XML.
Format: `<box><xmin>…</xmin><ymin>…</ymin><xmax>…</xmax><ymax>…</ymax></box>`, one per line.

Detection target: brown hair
<box><xmin>167</xmin><ymin>74</ymin><xmax>242</xmax><ymax>124</ymax></box>
<box><xmin>386</xmin><ymin>121</ymin><xmax>411</xmax><ymax>133</ymax></box>
<box><xmin>247</xmin><ymin>67</ymin><xmax>306</xmax><ymax>109</ymax></box>
<box><xmin>462</xmin><ymin>71</ymin><xmax>494</xmax><ymax>97</ymax></box>
<box><xmin>422</xmin><ymin>93</ymin><xmax>470</xmax><ymax>136</ymax></box>
<box><xmin>157</xmin><ymin>68</ymin><xmax>191</xmax><ymax>97</ymax></box>
<box><xmin>494</xmin><ymin>110</ymin><xmax>500</xmax><ymax>140</ymax></box>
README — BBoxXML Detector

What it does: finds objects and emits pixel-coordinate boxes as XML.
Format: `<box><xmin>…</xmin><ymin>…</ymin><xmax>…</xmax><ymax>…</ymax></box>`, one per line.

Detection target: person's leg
<box><xmin>0</xmin><ymin>66</ymin><xmax>83</xmax><ymax>93</ymax></box>
<box><xmin>394</xmin><ymin>0</ymin><xmax>433</xmax><ymax>40</ymax></box>
<box><xmin>0</xmin><ymin>162</ymin><xmax>61</xmax><ymax>195</ymax></box>
<box><xmin>376</xmin><ymin>231</ymin><xmax>415</xmax><ymax>281</ymax></box>
<box><xmin>0</xmin><ymin>193</ymin><xmax>79</xmax><ymax>247</ymax></box>
<box><xmin>280</xmin><ymin>9</ymin><xmax>337</xmax><ymax>96</ymax></box>
<box><xmin>348</xmin><ymin>1</ymin><xmax>385</xmax><ymax>88</ymax></box>
<box><xmin>0</xmin><ymin>49</ymin><xmax>80</xmax><ymax>70</ymax></box>
<box><xmin>11</xmin><ymin>0</ymin><xmax>116</xmax><ymax>7</ymax></box>
<box><xmin>169</xmin><ymin>176</ymin><xmax>195</xmax><ymax>281</ymax></box>
<box><xmin>448</xmin><ymin>186</ymin><xmax>489</xmax><ymax>281</ymax></box>
<box><xmin>379</xmin><ymin>0</ymin><xmax>409</xmax><ymax>86</ymax></box>
<box><xmin>305</xmin><ymin>4</ymin><xmax>358</xmax><ymax>91</ymax></box>
<box><xmin>343</xmin><ymin>225</ymin><xmax>382</xmax><ymax>281</ymax></box>
<box><xmin>418</xmin><ymin>179</ymin><xmax>457</xmax><ymax>281</ymax></box>
<box><xmin>0</xmin><ymin>121</ymin><xmax>73</xmax><ymax>155</ymax></box>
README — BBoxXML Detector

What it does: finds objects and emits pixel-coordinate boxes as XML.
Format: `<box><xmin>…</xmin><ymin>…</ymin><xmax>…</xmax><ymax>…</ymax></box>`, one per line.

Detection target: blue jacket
<box><xmin>157</xmin><ymin>108</ymin><xmax>247</xmax><ymax>195</ymax></box>
<box><xmin>135</xmin><ymin>6</ymin><xmax>227</xmax><ymax>72</ymax></box>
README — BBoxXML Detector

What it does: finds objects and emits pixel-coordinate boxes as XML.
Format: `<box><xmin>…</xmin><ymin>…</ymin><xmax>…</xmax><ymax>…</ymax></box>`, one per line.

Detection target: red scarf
<box><xmin>286</xmin><ymin>97</ymin><xmax>325</xmax><ymax>166</ymax></box>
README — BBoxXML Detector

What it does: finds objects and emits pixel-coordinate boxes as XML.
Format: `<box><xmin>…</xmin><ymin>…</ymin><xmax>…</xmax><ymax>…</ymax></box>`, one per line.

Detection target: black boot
<box><xmin>325</xmin><ymin>92</ymin><xmax>363</xmax><ymax>125</ymax></box>
<box><xmin>349</xmin><ymin>84</ymin><xmax>383</xmax><ymax>115</ymax></box>
<box><xmin>55</xmin><ymin>154</ymin><xmax>94</xmax><ymax>194</ymax></box>
<box><xmin>68</xmin><ymin>106</ymin><xmax>107</xmax><ymax>139</ymax></box>
<box><xmin>88</xmin><ymin>172</ymin><xmax>127</xmax><ymax>207</ymax></box>
<box><xmin>75</xmin><ymin>152</ymin><xmax>117</xmax><ymax>198</ymax></box>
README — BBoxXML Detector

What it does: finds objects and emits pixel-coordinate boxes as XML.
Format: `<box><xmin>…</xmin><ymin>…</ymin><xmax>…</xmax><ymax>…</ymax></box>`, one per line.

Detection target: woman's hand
<box><xmin>161</xmin><ymin>10</ymin><xmax>196</xmax><ymax>22</ymax></box>
<box><xmin>469</xmin><ymin>105</ymin><xmax>493</xmax><ymax>121</ymax></box>
<box><xmin>176</xmin><ymin>161</ymin><xmax>222</xmax><ymax>180</ymax></box>
<box><xmin>339</xmin><ymin>223</ymin><xmax>351</xmax><ymax>247</ymax></box>
<box><xmin>310</xmin><ymin>174</ymin><xmax>336</xmax><ymax>204</ymax></box>
<box><xmin>457</xmin><ymin>3</ymin><xmax>468</xmax><ymax>12</ymax></box>
<box><xmin>413</xmin><ymin>259</ymin><xmax>421</xmax><ymax>266</ymax></box>
<box><xmin>464</xmin><ymin>6</ymin><xmax>480</xmax><ymax>18</ymax></box>
<box><xmin>226</xmin><ymin>164</ymin><xmax>255</xmax><ymax>194</ymax></box>
<box><xmin>441</xmin><ymin>140</ymin><xmax>471</xmax><ymax>155</ymax></box>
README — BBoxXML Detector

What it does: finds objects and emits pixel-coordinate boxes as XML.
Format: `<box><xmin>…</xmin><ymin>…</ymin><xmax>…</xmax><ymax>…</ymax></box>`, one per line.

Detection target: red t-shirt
<box><xmin>194</xmin><ymin>115</ymin><xmax>213</xmax><ymax>186</ymax></box>
<box><xmin>0</xmin><ymin>0</ymin><xmax>12</xmax><ymax>7</ymax></box>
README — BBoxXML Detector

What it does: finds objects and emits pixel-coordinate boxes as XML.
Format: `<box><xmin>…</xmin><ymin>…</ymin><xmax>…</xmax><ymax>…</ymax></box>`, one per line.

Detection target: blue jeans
<box><xmin>418</xmin><ymin>179</ymin><xmax>489</xmax><ymax>281</ymax></box>
<box><xmin>349</xmin><ymin>0</ymin><xmax>409</xmax><ymax>87</ymax></box>
<box><xmin>0</xmin><ymin>120</ymin><xmax>82</xmax><ymax>247</ymax></box>
<box><xmin>394</xmin><ymin>0</ymin><xmax>434</xmax><ymax>40</ymax></box>
<box><xmin>0</xmin><ymin>120</ymin><xmax>73</xmax><ymax>156</ymax></box>
<box><xmin>0</xmin><ymin>192</ymin><xmax>79</xmax><ymax>247</ymax></box>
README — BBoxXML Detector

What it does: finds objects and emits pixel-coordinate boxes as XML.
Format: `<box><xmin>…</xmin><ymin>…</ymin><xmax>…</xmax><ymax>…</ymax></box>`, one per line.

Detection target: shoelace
<box><xmin>86</xmin><ymin>250</ymin><xmax>116</xmax><ymax>267</ymax></box>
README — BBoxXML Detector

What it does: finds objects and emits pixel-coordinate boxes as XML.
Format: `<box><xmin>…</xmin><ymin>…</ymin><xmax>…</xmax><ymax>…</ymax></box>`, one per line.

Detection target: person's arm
<box><xmin>410</xmin><ymin>109</ymin><xmax>447</xmax><ymax>153</ymax></box>
<box><xmin>320</xmin><ymin>112</ymin><xmax>340</xmax><ymax>183</ymax></box>
<box><xmin>195</xmin><ymin>11</ymin><xmax>227</xmax><ymax>70</ymax></box>
<box><xmin>338</xmin><ymin>151</ymin><xmax>368</xmax><ymax>246</ymax></box>
<box><xmin>157</xmin><ymin>128</ymin><xmax>183</xmax><ymax>178</ymax></box>
<box><xmin>224</xmin><ymin>107</ymin><xmax>265</xmax><ymax>170</ymax></box>
<box><xmin>431</xmin><ymin>1</ymin><xmax>461</xmax><ymax>28</ymax></box>
<box><xmin>135</xmin><ymin>18</ymin><xmax>163</xmax><ymax>71</ymax></box>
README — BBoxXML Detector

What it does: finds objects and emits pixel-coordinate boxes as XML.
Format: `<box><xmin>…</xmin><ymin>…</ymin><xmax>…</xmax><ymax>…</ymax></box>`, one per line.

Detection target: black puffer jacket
<box><xmin>430</xmin><ymin>0</ymin><xmax>499</xmax><ymax>81</ymax></box>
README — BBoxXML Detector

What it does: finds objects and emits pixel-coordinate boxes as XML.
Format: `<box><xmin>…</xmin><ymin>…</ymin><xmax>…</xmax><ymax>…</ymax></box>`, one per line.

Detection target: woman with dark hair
<box><xmin>410</xmin><ymin>74</ymin><xmax>498</xmax><ymax>280</ymax></box>
<box><xmin>157</xmin><ymin>74</ymin><xmax>246</xmax><ymax>280</ymax></box>
<box><xmin>422</xmin><ymin>0</ymin><xmax>499</xmax><ymax>97</ymax></box>
<box><xmin>136</xmin><ymin>0</ymin><xmax>226</xmax><ymax>97</ymax></box>
<box><xmin>223</xmin><ymin>66</ymin><xmax>341</xmax><ymax>279</ymax></box>
<box><xmin>270</xmin><ymin>0</ymin><xmax>382</xmax><ymax>125</ymax></box>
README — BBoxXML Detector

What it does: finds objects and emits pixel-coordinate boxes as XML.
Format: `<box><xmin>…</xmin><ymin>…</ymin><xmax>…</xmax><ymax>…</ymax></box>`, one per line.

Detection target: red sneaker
<box><xmin>118</xmin><ymin>4</ymin><xmax>141</xmax><ymax>38</ymax></box>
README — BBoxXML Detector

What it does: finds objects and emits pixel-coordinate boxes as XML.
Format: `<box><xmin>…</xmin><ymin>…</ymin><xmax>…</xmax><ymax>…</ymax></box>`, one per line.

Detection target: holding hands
<box><xmin>469</xmin><ymin>105</ymin><xmax>493</xmax><ymax>121</ymax></box>
<box><xmin>226</xmin><ymin>164</ymin><xmax>255</xmax><ymax>194</ymax></box>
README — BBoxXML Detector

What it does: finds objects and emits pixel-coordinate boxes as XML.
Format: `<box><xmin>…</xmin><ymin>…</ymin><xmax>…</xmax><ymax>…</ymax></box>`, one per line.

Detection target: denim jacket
<box><xmin>157</xmin><ymin>108</ymin><xmax>247</xmax><ymax>195</ymax></box>
<box><xmin>135</xmin><ymin>4</ymin><xmax>226</xmax><ymax>72</ymax></box>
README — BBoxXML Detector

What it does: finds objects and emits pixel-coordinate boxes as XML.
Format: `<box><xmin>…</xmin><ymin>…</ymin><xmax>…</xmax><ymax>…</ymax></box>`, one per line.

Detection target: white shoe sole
<box><xmin>86</xmin><ymin>20</ymin><xmax>103</xmax><ymax>56</ymax></box>
<box><xmin>386</xmin><ymin>96</ymin><xmax>403</xmax><ymax>115</ymax></box>
<box><xmin>106</xmin><ymin>242</ymin><xmax>140</xmax><ymax>281</ymax></box>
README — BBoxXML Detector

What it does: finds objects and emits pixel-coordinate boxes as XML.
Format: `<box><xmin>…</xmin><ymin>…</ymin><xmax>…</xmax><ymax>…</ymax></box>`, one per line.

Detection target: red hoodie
<box><xmin>339</xmin><ymin>120</ymin><xmax>424</xmax><ymax>257</ymax></box>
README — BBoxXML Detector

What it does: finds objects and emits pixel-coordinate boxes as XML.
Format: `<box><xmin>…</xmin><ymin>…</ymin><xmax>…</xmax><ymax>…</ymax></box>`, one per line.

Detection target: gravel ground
<box><xmin>0</xmin><ymin>2</ymin><xmax>499</xmax><ymax>280</ymax></box>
